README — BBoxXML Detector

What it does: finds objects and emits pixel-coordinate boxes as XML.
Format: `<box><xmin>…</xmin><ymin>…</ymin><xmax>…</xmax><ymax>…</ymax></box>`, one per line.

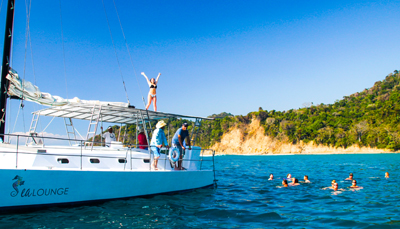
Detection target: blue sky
<box><xmin>1</xmin><ymin>0</ymin><xmax>400</xmax><ymax>135</ymax></box>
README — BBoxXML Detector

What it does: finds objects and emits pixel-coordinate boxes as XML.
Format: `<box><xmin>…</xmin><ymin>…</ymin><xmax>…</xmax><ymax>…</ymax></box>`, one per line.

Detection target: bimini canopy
<box><xmin>33</xmin><ymin>103</ymin><xmax>213</xmax><ymax>124</ymax></box>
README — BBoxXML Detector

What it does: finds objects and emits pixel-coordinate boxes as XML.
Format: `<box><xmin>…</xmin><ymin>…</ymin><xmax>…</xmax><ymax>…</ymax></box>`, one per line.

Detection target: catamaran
<box><xmin>0</xmin><ymin>0</ymin><xmax>216</xmax><ymax>211</ymax></box>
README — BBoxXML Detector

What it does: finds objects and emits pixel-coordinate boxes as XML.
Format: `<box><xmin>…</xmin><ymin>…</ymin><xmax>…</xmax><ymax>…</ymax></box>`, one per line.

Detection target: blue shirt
<box><xmin>150</xmin><ymin>128</ymin><xmax>168</xmax><ymax>147</ymax></box>
<box><xmin>172</xmin><ymin>128</ymin><xmax>189</xmax><ymax>146</ymax></box>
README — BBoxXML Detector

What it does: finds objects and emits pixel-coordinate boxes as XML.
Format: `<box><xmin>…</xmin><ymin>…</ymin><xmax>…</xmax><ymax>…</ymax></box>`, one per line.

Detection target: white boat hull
<box><xmin>0</xmin><ymin>169</ymin><xmax>214</xmax><ymax>209</ymax></box>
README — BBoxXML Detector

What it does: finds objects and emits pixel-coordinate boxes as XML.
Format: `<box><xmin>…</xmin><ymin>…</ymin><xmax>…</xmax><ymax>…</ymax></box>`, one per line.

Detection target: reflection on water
<box><xmin>1</xmin><ymin>154</ymin><xmax>400</xmax><ymax>228</ymax></box>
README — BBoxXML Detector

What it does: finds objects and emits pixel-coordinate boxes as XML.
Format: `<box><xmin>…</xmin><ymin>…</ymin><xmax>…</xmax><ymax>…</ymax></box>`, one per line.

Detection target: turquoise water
<box><xmin>1</xmin><ymin>154</ymin><xmax>400</xmax><ymax>228</ymax></box>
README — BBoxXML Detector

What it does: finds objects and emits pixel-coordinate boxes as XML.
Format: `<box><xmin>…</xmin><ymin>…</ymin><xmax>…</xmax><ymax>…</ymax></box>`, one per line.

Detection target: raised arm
<box><xmin>155</xmin><ymin>73</ymin><xmax>161</xmax><ymax>84</ymax></box>
<box><xmin>141</xmin><ymin>72</ymin><xmax>151</xmax><ymax>86</ymax></box>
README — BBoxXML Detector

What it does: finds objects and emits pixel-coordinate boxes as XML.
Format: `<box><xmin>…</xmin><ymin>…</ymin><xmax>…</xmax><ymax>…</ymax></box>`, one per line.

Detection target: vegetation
<box><xmin>104</xmin><ymin>70</ymin><xmax>400</xmax><ymax>151</ymax></box>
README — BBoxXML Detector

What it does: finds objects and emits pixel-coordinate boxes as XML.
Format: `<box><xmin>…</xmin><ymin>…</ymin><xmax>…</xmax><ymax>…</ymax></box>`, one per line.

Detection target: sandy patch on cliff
<box><xmin>211</xmin><ymin>118</ymin><xmax>392</xmax><ymax>155</ymax></box>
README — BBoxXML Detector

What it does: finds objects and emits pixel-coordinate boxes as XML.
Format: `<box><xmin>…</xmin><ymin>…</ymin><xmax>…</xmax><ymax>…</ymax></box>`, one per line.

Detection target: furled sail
<box><xmin>6</xmin><ymin>69</ymin><xmax>129</xmax><ymax>107</ymax></box>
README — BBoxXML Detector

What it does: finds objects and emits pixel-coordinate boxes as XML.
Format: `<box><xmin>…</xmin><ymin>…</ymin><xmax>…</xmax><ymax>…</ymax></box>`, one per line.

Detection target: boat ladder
<box><xmin>64</xmin><ymin>118</ymin><xmax>77</xmax><ymax>146</ymax></box>
<box><xmin>85</xmin><ymin>104</ymin><xmax>102</xmax><ymax>150</ymax></box>
<box><xmin>26</xmin><ymin>112</ymin><xmax>41</xmax><ymax>145</ymax></box>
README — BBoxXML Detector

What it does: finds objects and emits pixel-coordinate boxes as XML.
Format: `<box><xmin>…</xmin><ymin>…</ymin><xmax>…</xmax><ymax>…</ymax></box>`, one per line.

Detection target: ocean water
<box><xmin>1</xmin><ymin>154</ymin><xmax>400</xmax><ymax>228</ymax></box>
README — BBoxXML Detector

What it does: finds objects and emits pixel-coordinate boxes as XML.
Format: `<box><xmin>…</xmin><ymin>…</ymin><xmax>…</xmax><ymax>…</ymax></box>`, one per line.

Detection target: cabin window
<box><xmin>90</xmin><ymin>158</ymin><xmax>100</xmax><ymax>164</ymax></box>
<box><xmin>143</xmin><ymin>159</ymin><xmax>150</xmax><ymax>163</ymax></box>
<box><xmin>57</xmin><ymin>158</ymin><xmax>69</xmax><ymax>164</ymax></box>
<box><xmin>118</xmin><ymin>158</ymin><xmax>127</xmax><ymax>163</ymax></box>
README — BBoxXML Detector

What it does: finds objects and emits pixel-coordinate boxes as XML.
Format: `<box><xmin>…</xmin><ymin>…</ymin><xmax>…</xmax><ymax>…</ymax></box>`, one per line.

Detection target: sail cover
<box><xmin>6</xmin><ymin>69</ymin><xmax>128</xmax><ymax>107</ymax></box>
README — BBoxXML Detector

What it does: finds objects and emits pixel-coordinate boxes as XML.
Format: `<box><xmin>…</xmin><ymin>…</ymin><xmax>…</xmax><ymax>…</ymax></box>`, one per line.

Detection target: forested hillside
<box><xmin>105</xmin><ymin>70</ymin><xmax>400</xmax><ymax>151</ymax></box>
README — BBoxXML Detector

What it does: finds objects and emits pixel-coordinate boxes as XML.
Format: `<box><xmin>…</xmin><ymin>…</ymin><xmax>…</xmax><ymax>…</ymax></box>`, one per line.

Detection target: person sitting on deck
<box><xmin>150</xmin><ymin>120</ymin><xmax>169</xmax><ymax>170</ymax></box>
<box><xmin>101</xmin><ymin>126</ymin><xmax>116</xmax><ymax>147</ymax></box>
<box><xmin>171</xmin><ymin>123</ymin><xmax>191</xmax><ymax>170</ymax></box>
<box><xmin>137</xmin><ymin>127</ymin><xmax>148</xmax><ymax>150</ymax></box>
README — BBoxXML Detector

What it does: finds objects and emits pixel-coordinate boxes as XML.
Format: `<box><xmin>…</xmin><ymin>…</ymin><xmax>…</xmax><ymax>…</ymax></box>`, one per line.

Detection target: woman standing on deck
<box><xmin>141</xmin><ymin>72</ymin><xmax>161</xmax><ymax>111</ymax></box>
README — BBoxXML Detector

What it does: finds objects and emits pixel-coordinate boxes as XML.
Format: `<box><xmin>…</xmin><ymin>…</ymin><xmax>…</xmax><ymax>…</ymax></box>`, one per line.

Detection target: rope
<box><xmin>40</xmin><ymin>116</ymin><xmax>55</xmax><ymax>133</ymax></box>
<box><xmin>101</xmin><ymin>0</ymin><xmax>130</xmax><ymax>105</ymax></box>
<box><xmin>58</xmin><ymin>0</ymin><xmax>69</xmax><ymax>99</ymax></box>
<box><xmin>112</xmin><ymin>0</ymin><xmax>146</xmax><ymax>107</ymax></box>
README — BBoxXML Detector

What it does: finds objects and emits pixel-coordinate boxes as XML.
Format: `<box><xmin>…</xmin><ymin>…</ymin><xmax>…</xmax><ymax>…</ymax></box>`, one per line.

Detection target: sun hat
<box><xmin>156</xmin><ymin>120</ymin><xmax>167</xmax><ymax>129</ymax></box>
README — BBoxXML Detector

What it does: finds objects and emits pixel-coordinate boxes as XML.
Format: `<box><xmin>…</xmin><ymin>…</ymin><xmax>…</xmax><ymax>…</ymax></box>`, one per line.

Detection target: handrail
<box><xmin>0</xmin><ymin>133</ymin><xmax>215</xmax><ymax>172</ymax></box>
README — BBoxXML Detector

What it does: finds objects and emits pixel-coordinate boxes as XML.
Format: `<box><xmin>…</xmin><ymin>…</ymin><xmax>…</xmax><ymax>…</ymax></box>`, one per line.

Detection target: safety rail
<box><xmin>0</xmin><ymin>133</ymin><xmax>215</xmax><ymax>172</ymax></box>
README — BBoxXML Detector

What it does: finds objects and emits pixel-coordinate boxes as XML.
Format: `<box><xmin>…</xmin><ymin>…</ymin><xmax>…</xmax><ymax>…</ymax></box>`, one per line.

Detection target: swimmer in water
<box><xmin>303</xmin><ymin>175</ymin><xmax>311</xmax><ymax>183</ymax></box>
<box><xmin>322</xmin><ymin>180</ymin><xmax>336</xmax><ymax>190</ymax></box>
<box><xmin>349</xmin><ymin>179</ymin><xmax>363</xmax><ymax>190</ymax></box>
<box><xmin>291</xmin><ymin>178</ymin><xmax>300</xmax><ymax>186</ymax></box>
<box><xmin>385</xmin><ymin>172</ymin><xmax>389</xmax><ymax>178</ymax></box>
<box><xmin>281</xmin><ymin>180</ymin><xmax>288</xmax><ymax>188</ymax></box>
<box><xmin>345</xmin><ymin>173</ymin><xmax>353</xmax><ymax>180</ymax></box>
<box><xmin>332</xmin><ymin>183</ymin><xmax>345</xmax><ymax>195</ymax></box>
<box><xmin>286</xmin><ymin>174</ymin><xmax>292</xmax><ymax>180</ymax></box>
<box><xmin>268</xmin><ymin>173</ymin><xmax>274</xmax><ymax>180</ymax></box>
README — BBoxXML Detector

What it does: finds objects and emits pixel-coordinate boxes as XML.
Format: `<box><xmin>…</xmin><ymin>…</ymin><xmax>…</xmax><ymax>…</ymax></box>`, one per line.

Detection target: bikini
<box><xmin>150</xmin><ymin>84</ymin><xmax>157</xmax><ymax>97</ymax></box>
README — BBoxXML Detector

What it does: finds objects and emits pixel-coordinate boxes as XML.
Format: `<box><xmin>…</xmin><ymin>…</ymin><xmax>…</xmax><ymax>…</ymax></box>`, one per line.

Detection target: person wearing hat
<box><xmin>150</xmin><ymin>120</ymin><xmax>169</xmax><ymax>170</ymax></box>
<box><xmin>171</xmin><ymin>123</ymin><xmax>191</xmax><ymax>170</ymax></box>
<box><xmin>101</xmin><ymin>126</ymin><xmax>116</xmax><ymax>147</ymax></box>
<box><xmin>137</xmin><ymin>126</ymin><xmax>148</xmax><ymax>150</ymax></box>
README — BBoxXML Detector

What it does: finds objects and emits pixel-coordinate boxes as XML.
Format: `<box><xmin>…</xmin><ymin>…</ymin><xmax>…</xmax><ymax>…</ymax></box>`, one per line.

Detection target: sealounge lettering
<box><xmin>20</xmin><ymin>188</ymin><xmax>69</xmax><ymax>197</ymax></box>
<box><xmin>10</xmin><ymin>175</ymin><xmax>69</xmax><ymax>198</ymax></box>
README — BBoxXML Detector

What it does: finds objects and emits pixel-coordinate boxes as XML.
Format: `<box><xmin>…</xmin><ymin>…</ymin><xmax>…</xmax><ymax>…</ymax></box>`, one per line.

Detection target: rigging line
<box><xmin>58</xmin><ymin>0</ymin><xmax>69</xmax><ymax>99</ymax></box>
<box><xmin>101</xmin><ymin>0</ymin><xmax>130</xmax><ymax>105</ymax></box>
<box><xmin>40</xmin><ymin>116</ymin><xmax>55</xmax><ymax>133</ymax></box>
<box><xmin>11</xmin><ymin>101</ymin><xmax>20</xmax><ymax>133</ymax></box>
<box><xmin>26</xmin><ymin>5</ymin><xmax>44</xmax><ymax>137</ymax></box>
<box><xmin>111</xmin><ymin>0</ymin><xmax>145</xmax><ymax>106</ymax></box>
<box><xmin>23</xmin><ymin>0</ymin><xmax>32</xmax><ymax>82</ymax></box>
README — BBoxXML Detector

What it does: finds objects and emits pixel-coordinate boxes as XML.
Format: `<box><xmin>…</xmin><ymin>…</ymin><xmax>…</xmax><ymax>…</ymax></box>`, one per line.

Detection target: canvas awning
<box><xmin>33</xmin><ymin>103</ymin><xmax>213</xmax><ymax>124</ymax></box>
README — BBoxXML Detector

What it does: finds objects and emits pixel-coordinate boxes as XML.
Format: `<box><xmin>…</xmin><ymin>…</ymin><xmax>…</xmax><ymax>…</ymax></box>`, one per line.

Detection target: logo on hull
<box><xmin>10</xmin><ymin>175</ymin><xmax>69</xmax><ymax>197</ymax></box>
<box><xmin>11</xmin><ymin>175</ymin><xmax>25</xmax><ymax>197</ymax></box>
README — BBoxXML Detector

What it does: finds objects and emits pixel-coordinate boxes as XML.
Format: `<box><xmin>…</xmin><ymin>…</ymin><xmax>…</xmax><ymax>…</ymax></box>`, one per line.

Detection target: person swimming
<box><xmin>322</xmin><ymin>180</ymin><xmax>337</xmax><ymax>190</ymax></box>
<box><xmin>349</xmin><ymin>179</ymin><xmax>363</xmax><ymax>190</ymax></box>
<box><xmin>303</xmin><ymin>175</ymin><xmax>311</xmax><ymax>183</ymax></box>
<box><xmin>345</xmin><ymin>173</ymin><xmax>353</xmax><ymax>180</ymax></box>
<box><xmin>268</xmin><ymin>173</ymin><xmax>274</xmax><ymax>180</ymax></box>
<box><xmin>286</xmin><ymin>174</ymin><xmax>292</xmax><ymax>180</ymax></box>
<box><xmin>291</xmin><ymin>178</ymin><xmax>300</xmax><ymax>186</ymax></box>
<box><xmin>385</xmin><ymin>172</ymin><xmax>389</xmax><ymax>178</ymax></box>
<box><xmin>333</xmin><ymin>182</ymin><xmax>339</xmax><ymax>191</ymax></box>
<box><xmin>281</xmin><ymin>180</ymin><xmax>288</xmax><ymax>188</ymax></box>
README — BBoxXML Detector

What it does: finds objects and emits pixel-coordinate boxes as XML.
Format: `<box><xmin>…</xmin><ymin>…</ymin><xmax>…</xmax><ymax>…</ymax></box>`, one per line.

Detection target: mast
<box><xmin>0</xmin><ymin>0</ymin><xmax>15</xmax><ymax>141</ymax></box>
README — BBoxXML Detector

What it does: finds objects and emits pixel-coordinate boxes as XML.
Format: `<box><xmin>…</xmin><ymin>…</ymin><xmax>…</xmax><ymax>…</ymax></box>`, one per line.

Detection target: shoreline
<box><xmin>203</xmin><ymin>151</ymin><xmax>398</xmax><ymax>156</ymax></box>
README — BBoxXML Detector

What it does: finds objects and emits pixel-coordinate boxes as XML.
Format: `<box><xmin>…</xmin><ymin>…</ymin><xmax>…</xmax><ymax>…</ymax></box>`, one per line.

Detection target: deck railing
<box><xmin>0</xmin><ymin>133</ymin><xmax>215</xmax><ymax>172</ymax></box>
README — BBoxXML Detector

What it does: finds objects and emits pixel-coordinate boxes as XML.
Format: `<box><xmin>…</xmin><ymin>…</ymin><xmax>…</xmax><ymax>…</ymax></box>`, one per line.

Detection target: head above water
<box><xmin>282</xmin><ymin>180</ymin><xmax>288</xmax><ymax>185</ymax></box>
<box><xmin>304</xmin><ymin>175</ymin><xmax>308</xmax><ymax>180</ymax></box>
<box><xmin>287</xmin><ymin>174</ymin><xmax>291</xmax><ymax>178</ymax></box>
